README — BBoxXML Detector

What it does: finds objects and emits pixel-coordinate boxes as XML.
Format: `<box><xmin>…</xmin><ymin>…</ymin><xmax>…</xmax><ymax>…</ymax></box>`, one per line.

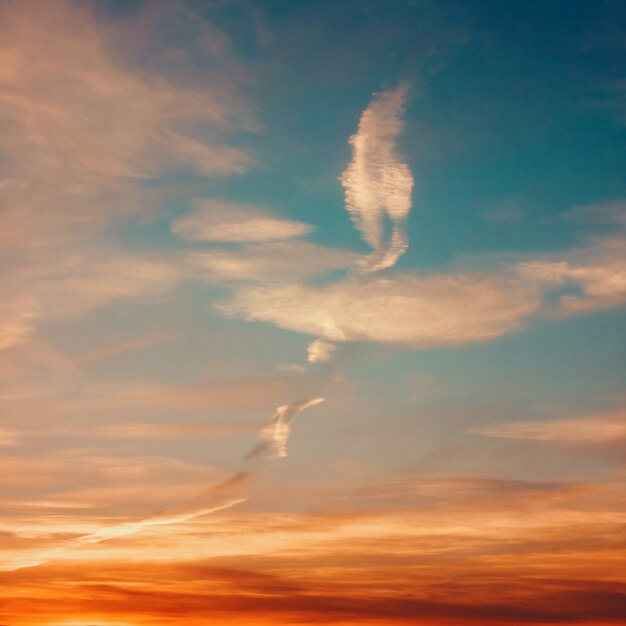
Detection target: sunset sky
<box><xmin>1</xmin><ymin>1</ymin><xmax>625</xmax><ymax>625</ymax></box>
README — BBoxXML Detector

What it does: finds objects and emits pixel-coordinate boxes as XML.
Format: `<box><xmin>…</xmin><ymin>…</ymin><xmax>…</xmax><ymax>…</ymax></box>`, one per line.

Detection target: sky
<box><xmin>0</xmin><ymin>0</ymin><xmax>625</xmax><ymax>625</ymax></box>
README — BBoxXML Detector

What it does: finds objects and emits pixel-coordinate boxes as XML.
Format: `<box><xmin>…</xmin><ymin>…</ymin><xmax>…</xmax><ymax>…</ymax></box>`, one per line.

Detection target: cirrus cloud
<box><xmin>172</xmin><ymin>200</ymin><xmax>313</xmax><ymax>243</ymax></box>
<box><xmin>215</xmin><ymin>271</ymin><xmax>543</xmax><ymax>348</ymax></box>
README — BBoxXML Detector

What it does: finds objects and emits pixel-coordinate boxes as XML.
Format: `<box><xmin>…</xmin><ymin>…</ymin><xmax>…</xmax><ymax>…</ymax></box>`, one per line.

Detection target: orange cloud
<box><xmin>0</xmin><ymin>0</ymin><xmax>256</xmax><ymax>349</ymax></box>
<box><xmin>0</xmin><ymin>477</ymin><xmax>623</xmax><ymax>625</ymax></box>
<box><xmin>473</xmin><ymin>410</ymin><xmax>626</xmax><ymax>444</ymax></box>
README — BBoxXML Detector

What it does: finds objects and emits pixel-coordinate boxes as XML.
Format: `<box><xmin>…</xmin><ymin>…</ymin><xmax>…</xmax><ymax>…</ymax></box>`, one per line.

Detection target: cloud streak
<box><xmin>340</xmin><ymin>84</ymin><xmax>414</xmax><ymax>272</ymax></box>
<box><xmin>245</xmin><ymin>397</ymin><xmax>325</xmax><ymax>460</ymax></box>
<box><xmin>473</xmin><ymin>410</ymin><xmax>626</xmax><ymax>444</ymax></box>
<box><xmin>186</xmin><ymin>240</ymin><xmax>356</xmax><ymax>283</ymax></box>
<box><xmin>172</xmin><ymin>200</ymin><xmax>313</xmax><ymax>243</ymax></box>
<box><xmin>3</xmin><ymin>396</ymin><xmax>325</xmax><ymax>570</ymax></box>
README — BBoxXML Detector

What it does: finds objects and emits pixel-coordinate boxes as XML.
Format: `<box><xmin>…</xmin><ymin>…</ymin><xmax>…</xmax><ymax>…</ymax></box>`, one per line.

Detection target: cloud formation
<box><xmin>217</xmin><ymin>271</ymin><xmax>542</xmax><ymax>348</ymax></box>
<box><xmin>0</xmin><ymin>0</ymin><xmax>255</xmax><ymax>349</ymax></box>
<box><xmin>2</xmin><ymin>477</ymin><xmax>624</xmax><ymax>625</ymax></box>
<box><xmin>186</xmin><ymin>240</ymin><xmax>356</xmax><ymax>283</ymax></box>
<box><xmin>340</xmin><ymin>84</ymin><xmax>414</xmax><ymax>272</ymax></box>
<box><xmin>0</xmin><ymin>0</ymin><xmax>253</xmax><ymax>193</ymax></box>
<box><xmin>245</xmin><ymin>397</ymin><xmax>325</xmax><ymax>460</ymax></box>
<box><xmin>172</xmin><ymin>200</ymin><xmax>313</xmax><ymax>242</ymax></box>
<box><xmin>307</xmin><ymin>338</ymin><xmax>337</xmax><ymax>364</ymax></box>
<box><xmin>518</xmin><ymin>237</ymin><xmax>626</xmax><ymax>314</ymax></box>
<box><xmin>473</xmin><ymin>410</ymin><xmax>626</xmax><ymax>443</ymax></box>
<box><xmin>1</xmin><ymin>252</ymin><xmax>181</xmax><ymax>349</ymax></box>
<box><xmin>2</xmin><ymin>394</ymin><xmax>325</xmax><ymax>570</ymax></box>
<box><xmin>213</xmin><ymin>235</ymin><xmax>626</xmax><ymax>350</ymax></box>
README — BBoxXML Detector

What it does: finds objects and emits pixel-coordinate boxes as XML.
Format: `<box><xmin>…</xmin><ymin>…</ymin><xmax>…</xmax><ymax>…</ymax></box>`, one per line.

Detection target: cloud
<box><xmin>212</xmin><ymin>234</ymin><xmax>626</xmax><ymax>350</ymax></box>
<box><xmin>561</xmin><ymin>199</ymin><xmax>626</xmax><ymax>226</ymax></box>
<box><xmin>0</xmin><ymin>429</ymin><xmax>17</xmax><ymax>446</ymax></box>
<box><xmin>307</xmin><ymin>339</ymin><xmax>337</xmax><ymax>364</ymax></box>
<box><xmin>472</xmin><ymin>410</ymin><xmax>626</xmax><ymax>444</ymax></box>
<box><xmin>0</xmin><ymin>394</ymin><xmax>326</xmax><ymax>569</ymax></box>
<box><xmin>2</xmin><ymin>477</ymin><xmax>624</xmax><ymax>624</ymax></box>
<box><xmin>0</xmin><ymin>0</ymin><xmax>257</xmax><ymax>348</ymax></box>
<box><xmin>2</xmin><ymin>470</ymin><xmax>251</xmax><ymax>571</ymax></box>
<box><xmin>0</xmin><ymin>297</ymin><xmax>36</xmax><ymax>350</ymax></box>
<box><xmin>186</xmin><ymin>240</ymin><xmax>356</xmax><ymax>283</ymax></box>
<box><xmin>97</xmin><ymin>422</ymin><xmax>260</xmax><ymax>439</ymax></box>
<box><xmin>245</xmin><ymin>398</ymin><xmax>325</xmax><ymax>460</ymax></box>
<box><xmin>518</xmin><ymin>237</ymin><xmax>626</xmax><ymax>314</ymax></box>
<box><xmin>216</xmin><ymin>271</ymin><xmax>542</xmax><ymax>348</ymax></box>
<box><xmin>340</xmin><ymin>84</ymin><xmax>414</xmax><ymax>272</ymax></box>
<box><xmin>1</xmin><ymin>251</ymin><xmax>182</xmax><ymax>349</ymax></box>
<box><xmin>79</xmin><ymin>473</ymin><xmax>250</xmax><ymax>545</ymax></box>
<box><xmin>64</xmin><ymin>375</ymin><xmax>325</xmax><ymax>414</ymax></box>
<box><xmin>172</xmin><ymin>200</ymin><xmax>313</xmax><ymax>242</ymax></box>
<box><xmin>0</xmin><ymin>0</ymin><xmax>254</xmax><ymax>192</ymax></box>
<box><xmin>74</xmin><ymin>333</ymin><xmax>177</xmax><ymax>365</ymax></box>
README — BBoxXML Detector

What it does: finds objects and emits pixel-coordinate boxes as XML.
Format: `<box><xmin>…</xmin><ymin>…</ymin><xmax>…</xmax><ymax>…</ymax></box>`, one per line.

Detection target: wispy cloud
<box><xmin>245</xmin><ymin>397</ymin><xmax>325</xmax><ymax>460</ymax></box>
<box><xmin>0</xmin><ymin>0</ymin><xmax>254</xmax><ymax>193</ymax></box>
<box><xmin>80</xmin><ymin>472</ymin><xmax>250</xmax><ymax>543</ymax></box>
<box><xmin>172</xmin><ymin>200</ymin><xmax>313</xmax><ymax>243</ymax></box>
<box><xmin>1</xmin><ymin>394</ymin><xmax>325</xmax><ymax>570</ymax></box>
<box><xmin>0</xmin><ymin>0</ymin><xmax>256</xmax><ymax>349</ymax></box>
<box><xmin>1</xmin><ymin>252</ymin><xmax>182</xmax><ymax>349</ymax></box>
<box><xmin>560</xmin><ymin>199</ymin><xmax>626</xmax><ymax>226</ymax></box>
<box><xmin>2</xmin><ymin>477</ymin><xmax>624</xmax><ymax>624</ymax></box>
<box><xmin>518</xmin><ymin>237</ymin><xmax>626</xmax><ymax>314</ymax></box>
<box><xmin>73</xmin><ymin>333</ymin><xmax>177</xmax><ymax>366</ymax></box>
<box><xmin>96</xmin><ymin>422</ymin><xmax>261</xmax><ymax>439</ymax></box>
<box><xmin>0</xmin><ymin>429</ymin><xmax>17</xmax><ymax>446</ymax></box>
<box><xmin>473</xmin><ymin>410</ymin><xmax>626</xmax><ymax>443</ymax></box>
<box><xmin>186</xmin><ymin>240</ymin><xmax>356</xmax><ymax>283</ymax></box>
<box><xmin>340</xmin><ymin>84</ymin><xmax>414</xmax><ymax>272</ymax></box>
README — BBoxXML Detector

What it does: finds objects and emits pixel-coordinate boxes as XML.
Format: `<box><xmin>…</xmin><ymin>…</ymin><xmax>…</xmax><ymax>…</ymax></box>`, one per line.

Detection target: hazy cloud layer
<box><xmin>473</xmin><ymin>409</ymin><xmax>626</xmax><ymax>444</ymax></box>
<box><xmin>2</xmin><ymin>476</ymin><xmax>624</xmax><ymax>624</ymax></box>
<box><xmin>1</xmin><ymin>251</ymin><xmax>181</xmax><ymax>349</ymax></box>
<box><xmin>0</xmin><ymin>0</ymin><xmax>255</xmax><ymax>349</ymax></box>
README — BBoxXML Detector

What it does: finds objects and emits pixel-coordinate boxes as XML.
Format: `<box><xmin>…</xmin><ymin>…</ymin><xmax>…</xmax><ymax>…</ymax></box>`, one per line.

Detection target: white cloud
<box><xmin>307</xmin><ymin>338</ymin><xmax>337</xmax><ymax>364</ymax></box>
<box><xmin>245</xmin><ymin>397</ymin><xmax>325</xmax><ymax>460</ymax></box>
<box><xmin>216</xmin><ymin>271</ymin><xmax>542</xmax><ymax>348</ymax></box>
<box><xmin>340</xmin><ymin>84</ymin><xmax>414</xmax><ymax>272</ymax></box>
<box><xmin>172</xmin><ymin>200</ymin><xmax>313</xmax><ymax>243</ymax></box>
